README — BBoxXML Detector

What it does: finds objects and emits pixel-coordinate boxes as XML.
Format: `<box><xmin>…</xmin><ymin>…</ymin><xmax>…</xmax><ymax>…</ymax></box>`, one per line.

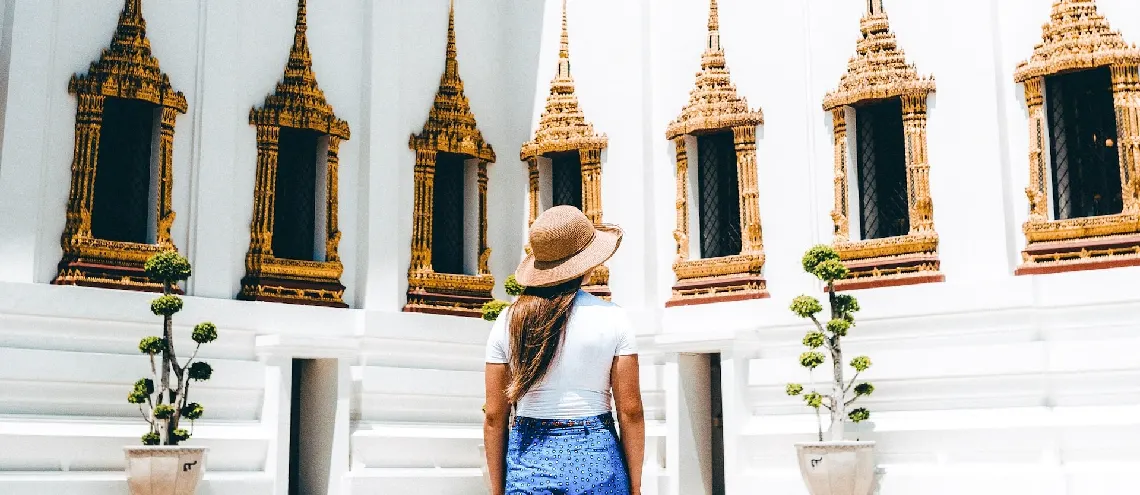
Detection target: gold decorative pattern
<box><xmin>1014</xmin><ymin>0</ymin><xmax>1140</xmax><ymax>275</ymax></box>
<box><xmin>665</xmin><ymin>0</ymin><xmax>767</xmax><ymax>307</ymax></box>
<box><xmin>54</xmin><ymin>0</ymin><xmax>187</xmax><ymax>292</ymax></box>
<box><xmin>239</xmin><ymin>0</ymin><xmax>351</xmax><ymax>307</ymax></box>
<box><xmin>521</xmin><ymin>0</ymin><xmax>611</xmax><ymax>298</ymax></box>
<box><xmin>823</xmin><ymin>0</ymin><xmax>942</xmax><ymax>291</ymax></box>
<box><xmin>404</xmin><ymin>0</ymin><xmax>497</xmax><ymax>318</ymax></box>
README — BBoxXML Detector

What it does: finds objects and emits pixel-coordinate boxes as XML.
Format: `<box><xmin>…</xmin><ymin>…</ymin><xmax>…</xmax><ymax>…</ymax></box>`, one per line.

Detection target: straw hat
<box><xmin>515</xmin><ymin>206</ymin><xmax>623</xmax><ymax>287</ymax></box>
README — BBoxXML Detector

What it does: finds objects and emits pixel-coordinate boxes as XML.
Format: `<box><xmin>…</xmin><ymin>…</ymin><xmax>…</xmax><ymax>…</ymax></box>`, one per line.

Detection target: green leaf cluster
<box><xmin>144</xmin><ymin>251</ymin><xmax>192</xmax><ymax>283</ymax></box>
<box><xmin>150</xmin><ymin>295</ymin><xmax>183</xmax><ymax>317</ymax></box>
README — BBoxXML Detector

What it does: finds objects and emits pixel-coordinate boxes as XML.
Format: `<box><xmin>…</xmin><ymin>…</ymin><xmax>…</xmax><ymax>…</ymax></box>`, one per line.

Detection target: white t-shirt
<box><xmin>485</xmin><ymin>290</ymin><xmax>638</xmax><ymax>419</ymax></box>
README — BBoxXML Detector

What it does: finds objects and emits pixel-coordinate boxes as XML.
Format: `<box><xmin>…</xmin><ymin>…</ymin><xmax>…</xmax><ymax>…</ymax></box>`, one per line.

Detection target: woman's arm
<box><xmin>484</xmin><ymin>363</ymin><xmax>512</xmax><ymax>495</ymax></box>
<box><xmin>612</xmin><ymin>354</ymin><xmax>645</xmax><ymax>494</ymax></box>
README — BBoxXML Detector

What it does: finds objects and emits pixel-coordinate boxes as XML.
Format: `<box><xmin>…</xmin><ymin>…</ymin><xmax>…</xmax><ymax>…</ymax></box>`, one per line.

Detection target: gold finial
<box><xmin>122</xmin><ymin>0</ymin><xmax>142</xmax><ymax>20</ymax></box>
<box><xmin>558</xmin><ymin>0</ymin><xmax>570</xmax><ymax>77</ymax></box>
<box><xmin>707</xmin><ymin>0</ymin><xmax>721</xmax><ymax>52</ymax></box>
<box><xmin>867</xmin><ymin>0</ymin><xmax>884</xmax><ymax>16</ymax></box>
<box><xmin>447</xmin><ymin>0</ymin><xmax>457</xmax><ymax>62</ymax></box>
<box><xmin>296</xmin><ymin>0</ymin><xmax>307</xmax><ymax>30</ymax></box>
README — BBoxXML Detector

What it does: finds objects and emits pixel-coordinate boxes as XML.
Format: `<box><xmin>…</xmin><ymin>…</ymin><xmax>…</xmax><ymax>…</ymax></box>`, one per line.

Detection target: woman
<box><xmin>484</xmin><ymin>205</ymin><xmax>645</xmax><ymax>495</ymax></box>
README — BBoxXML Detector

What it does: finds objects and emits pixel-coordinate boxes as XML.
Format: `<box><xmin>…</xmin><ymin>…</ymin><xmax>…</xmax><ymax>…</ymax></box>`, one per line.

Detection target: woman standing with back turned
<box><xmin>484</xmin><ymin>205</ymin><xmax>645</xmax><ymax>495</ymax></box>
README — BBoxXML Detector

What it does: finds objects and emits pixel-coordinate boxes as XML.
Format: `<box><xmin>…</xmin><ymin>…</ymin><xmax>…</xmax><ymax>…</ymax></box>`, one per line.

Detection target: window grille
<box><xmin>551</xmin><ymin>151</ymin><xmax>583</xmax><ymax>210</ymax></box>
<box><xmin>1046</xmin><ymin>66</ymin><xmax>1123</xmax><ymax>220</ymax></box>
<box><xmin>432</xmin><ymin>152</ymin><xmax>466</xmax><ymax>275</ymax></box>
<box><xmin>855</xmin><ymin>98</ymin><xmax>909</xmax><ymax>240</ymax></box>
<box><xmin>697</xmin><ymin>131</ymin><xmax>742</xmax><ymax>258</ymax></box>
<box><xmin>273</xmin><ymin>127</ymin><xmax>320</xmax><ymax>261</ymax></box>
<box><xmin>91</xmin><ymin>97</ymin><xmax>156</xmax><ymax>244</ymax></box>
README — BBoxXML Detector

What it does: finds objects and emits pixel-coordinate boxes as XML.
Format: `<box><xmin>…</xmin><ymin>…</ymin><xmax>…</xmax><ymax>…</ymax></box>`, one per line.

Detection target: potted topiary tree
<box><xmin>785</xmin><ymin>245</ymin><xmax>877</xmax><ymax>495</ymax></box>
<box><xmin>124</xmin><ymin>251</ymin><xmax>217</xmax><ymax>495</ymax></box>
<box><xmin>478</xmin><ymin>274</ymin><xmax>525</xmax><ymax>491</ymax></box>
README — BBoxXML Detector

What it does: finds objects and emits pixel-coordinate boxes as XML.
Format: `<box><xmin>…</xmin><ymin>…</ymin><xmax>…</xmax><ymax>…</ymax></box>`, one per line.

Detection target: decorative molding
<box><xmin>520</xmin><ymin>0</ymin><xmax>611</xmax><ymax>298</ymax></box>
<box><xmin>240</xmin><ymin>0</ymin><xmax>351</xmax><ymax>308</ymax></box>
<box><xmin>54</xmin><ymin>0</ymin><xmax>187</xmax><ymax>293</ymax></box>
<box><xmin>403</xmin><ymin>1</ymin><xmax>495</xmax><ymax>318</ymax></box>
<box><xmin>1014</xmin><ymin>0</ymin><xmax>1140</xmax><ymax>275</ymax></box>
<box><xmin>665</xmin><ymin>0</ymin><xmax>766</xmax><ymax>307</ymax></box>
<box><xmin>823</xmin><ymin>0</ymin><xmax>941</xmax><ymax>291</ymax></box>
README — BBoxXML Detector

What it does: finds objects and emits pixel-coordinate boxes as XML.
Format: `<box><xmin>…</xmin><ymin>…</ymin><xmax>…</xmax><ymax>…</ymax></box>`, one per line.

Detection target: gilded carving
<box><xmin>823</xmin><ymin>0</ymin><xmax>942</xmax><ymax>291</ymax></box>
<box><xmin>665</xmin><ymin>0</ymin><xmax>767</xmax><ymax>307</ymax></box>
<box><xmin>404</xmin><ymin>0</ymin><xmax>497</xmax><ymax>318</ymax></box>
<box><xmin>1014</xmin><ymin>0</ymin><xmax>1140</xmax><ymax>275</ymax></box>
<box><xmin>239</xmin><ymin>0</ymin><xmax>351</xmax><ymax>307</ymax></box>
<box><xmin>54</xmin><ymin>0</ymin><xmax>188</xmax><ymax>292</ymax></box>
<box><xmin>520</xmin><ymin>0</ymin><xmax>612</xmax><ymax>298</ymax></box>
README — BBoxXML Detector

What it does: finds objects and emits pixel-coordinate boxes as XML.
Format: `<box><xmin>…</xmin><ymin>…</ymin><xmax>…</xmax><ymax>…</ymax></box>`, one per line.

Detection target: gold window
<box><xmin>54</xmin><ymin>0</ymin><xmax>187</xmax><ymax>293</ymax></box>
<box><xmin>239</xmin><ymin>0</ymin><xmax>351</xmax><ymax>308</ymax></box>
<box><xmin>520</xmin><ymin>0</ymin><xmax>611</xmax><ymax>298</ymax></box>
<box><xmin>404</xmin><ymin>2</ymin><xmax>497</xmax><ymax>318</ymax></box>
<box><xmin>1014</xmin><ymin>0</ymin><xmax>1140</xmax><ymax>275</ymax></box>
<box><xmin>665</xmin><ymin>0</ymin><xmax>766</xmax><ymax>307</ymax></box>
<box><xmin>823</xmin><ymin>0</ymin><xmax>941</xmax><ymax>291</ymax></box>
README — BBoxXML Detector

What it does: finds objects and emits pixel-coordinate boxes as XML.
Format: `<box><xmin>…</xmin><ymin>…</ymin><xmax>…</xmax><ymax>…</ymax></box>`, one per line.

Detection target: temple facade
<box><xmin>0</xmin><ymin>0</ymin><xmax>1138</xmax><ymax>494</ymax></box>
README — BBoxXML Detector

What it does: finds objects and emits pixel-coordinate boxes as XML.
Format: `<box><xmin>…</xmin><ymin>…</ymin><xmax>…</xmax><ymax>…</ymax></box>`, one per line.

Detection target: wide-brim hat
<box><xmin>515</xmin><ymin>205</ymin><xmax>623</xmax><ymax>288</ymax></box>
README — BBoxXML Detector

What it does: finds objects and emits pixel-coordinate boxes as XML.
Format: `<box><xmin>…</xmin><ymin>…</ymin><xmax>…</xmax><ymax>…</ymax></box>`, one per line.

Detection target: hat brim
<box><xmin>515</xmin><ymin>224</ymin><xmax>623</xmax><ymax>288</ymax></box>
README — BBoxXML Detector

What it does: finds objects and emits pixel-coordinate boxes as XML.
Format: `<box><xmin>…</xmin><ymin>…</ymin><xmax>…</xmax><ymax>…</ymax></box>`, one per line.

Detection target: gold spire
<box><xmin>251</xmin><ymin>0</ymin><xmax>350</xmax><ymax>139</ymax></box>
<box><xmin>520</xmin><ymin>0</ymin><xmax>606</xmax><ymax>160</ymax></box>
<box><xmin>867</xmin><ymin>0</ymin><xmax>883</xmax><ymax>16</ymax></box>
<box><xmin>409</xmin><ymin>0</ymin><xmax>495</xmax><ymax>162</ymax></box>
<box><xmin>707</xmin><ymin>0</ymin><xmax>720</xmax><ymax>52</ymax></box>
<box><xmin>665</xmin><ymin>0</ymin><xmax>762</xmax><ymax>139</ymax></box>
<box><xmin>559</xmin><ymin>0</ymin><xmax>570</xmax><ymax>70</ymax></box>
<box><xmin>822</xmin><ymin>0</ymin><xmax>934</xmax><ymax>110</ymax></box>
<box><xmin>1014</xmin><ymin>0</ymin><xmax>1140</xmax><ymax>82</ymax></box>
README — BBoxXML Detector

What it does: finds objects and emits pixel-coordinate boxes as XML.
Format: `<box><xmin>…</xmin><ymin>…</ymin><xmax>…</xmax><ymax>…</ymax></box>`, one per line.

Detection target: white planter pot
<box><xmin>794</xmin><ymin>441</ymin><xmax>876</xmax><ymax>495</ymax></box>
<box><xmin>477</xmin><ymin>444</ymin><xmax>490</xmax><ymax>492</ymax></box>
<box><xmin>125</xmin><ymin>446</ymin><xmax>208</xmax><ymax>495</ymax></box>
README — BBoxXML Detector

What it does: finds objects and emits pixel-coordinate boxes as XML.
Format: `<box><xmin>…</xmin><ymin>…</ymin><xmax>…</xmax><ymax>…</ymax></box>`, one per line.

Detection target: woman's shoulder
<box><xmin>574</xmin><ymin>290</ymin><xmax>620</xmax><ymax>309</ymax></box>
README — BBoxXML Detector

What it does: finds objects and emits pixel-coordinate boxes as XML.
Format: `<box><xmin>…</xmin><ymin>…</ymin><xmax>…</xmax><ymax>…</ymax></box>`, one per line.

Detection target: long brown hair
<box><xmin>505</xmin><ymin>276</ymin><xmax>584</xmax><ymax>403</ymax></box>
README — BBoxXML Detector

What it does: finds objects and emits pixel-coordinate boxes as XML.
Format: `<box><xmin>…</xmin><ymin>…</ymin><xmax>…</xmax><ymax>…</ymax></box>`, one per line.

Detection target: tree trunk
<box><xmin>161</xmin><ymin>281</ymin><xmax>174</xmax><ymax>444</ymax></box>
<box><xmin>828</xmin><ymin>342</ymin><xmax>844</xmax><ymax>442</ymax></box>
<box><xmin>827</xmin><ymin>282</ymin><xmax>845</xmax><ymax>442</ymax></box>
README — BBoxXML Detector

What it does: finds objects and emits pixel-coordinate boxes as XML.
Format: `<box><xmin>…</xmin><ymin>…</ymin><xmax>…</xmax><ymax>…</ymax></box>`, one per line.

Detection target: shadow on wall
<box><xmin>488</xmin><ymin>0</ymin><xmax>546</xmax><ymax>298</ymax></box>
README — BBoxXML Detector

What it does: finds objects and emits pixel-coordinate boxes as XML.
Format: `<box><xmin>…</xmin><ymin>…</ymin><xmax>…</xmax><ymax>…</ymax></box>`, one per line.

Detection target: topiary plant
<box><xmin>128</xmin><ymin>251</ymin><xmax>217</xmax><ymax>445</ymax></box>
<box><xmin>481</xmin><ymin>274</ymin><xmax>526</xmax><ymax>321</ymax></box>
<box><xmin>785</xmin><ymin>245</ymin><xmax>873</xmax><ymax>442</ymax></box>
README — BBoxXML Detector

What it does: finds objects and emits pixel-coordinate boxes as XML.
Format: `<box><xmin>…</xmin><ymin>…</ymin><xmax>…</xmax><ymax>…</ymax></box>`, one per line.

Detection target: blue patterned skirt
<box><xmin>505</xmin><ymin>412</ymin><xmax>631</xmax><ymax>495</ymax></box>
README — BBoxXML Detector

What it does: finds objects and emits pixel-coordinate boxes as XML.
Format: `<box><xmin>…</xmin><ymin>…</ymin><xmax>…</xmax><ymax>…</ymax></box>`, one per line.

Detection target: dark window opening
<box><xmin>551</xmin><ymin>151</ymin><xmax>583</xmax><ymax>210</ymax></box>
<box><xmin>91</xmin><ymin>97</ymin><xmax>156</xmax><ymax>243</ymax></box>
<box><xmin>1046</xmin><ymin>66</ymin><xmax>1123</xmax><ymax>220</ymax></box>
<box><xmin>855</xmin><ymin>98</ymin><xmax>909</xmax><ymax>240</ymax></box>
<box><xmin>287</xmin><ymin>359</ymin><xmax>304</xmax><ymax>495</ymax></box>
<box><xmin>432</xmin><ymin>152</ymin><xmax>467</xmax><ymax>275</ymax></box>
<box><xmin>709</xmin><ymin>353</ymin><xmax>725</xmax><ymax>495</ymax></box>
<box><xmin>697</xmin><ymin>131</ymin><xmax>741</xmax><ymax>259</ymax></box>
<box><xmin>273</xmin><ymin>127</ymin><xmax>320</xmax><ymax>261</ymax></box>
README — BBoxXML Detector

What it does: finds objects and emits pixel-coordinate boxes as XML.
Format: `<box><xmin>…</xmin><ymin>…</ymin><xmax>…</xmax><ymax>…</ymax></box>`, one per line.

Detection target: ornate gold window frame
<box><xmin>1013</xmin><ymin>0</ymin><xmax>1140</xmax><ymax>275</ymax></box>
<box><xmin>664</xmin><ymin>0</ymin><xmax>766</xmax><ymax>307</ymax></box>
<box><xmin>403</xmin><ymin>1</ymin><xmax>497</xmax><ymax>318</ymax></box>
<box><xmin>822</xmin><ymin>1</ymin><xmax>942</xmax><ymax>291</ymax></box>
<box><xmin>54</xmin><ymin>0</ymin><xmax>188</xmax><ymax>293</ymax></box>
<box><xmin>239</xmin><ymin>0</ymin><xmax>351</xmax><ymax>308</ymax></box>
<box><xmin>520</xmin><ymin>0</ymin><xmax>611</xmax><ymax>298</ymax></box>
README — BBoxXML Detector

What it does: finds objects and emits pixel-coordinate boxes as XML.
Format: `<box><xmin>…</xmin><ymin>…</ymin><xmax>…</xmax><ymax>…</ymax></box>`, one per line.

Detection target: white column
<box><xmin>665</xmin><ymin>353</ymin><xmax>714</xmax><ymax>495</ymax></box>
<box><xmin>260</xmin><ymin>355</ymin><xmax>293</xmax><ymax>495</ymax></box>
<box><xmin>185</xmin><ymin>0</ymin><xmax>242</xmax><ymax>297</ymax></box>
<box><xmin>720</xmin><ymin>349</ymin><xmax>749</xmax><ymax>495</ymax></box>
<box><xmin>0</xmin><ymin>0</ymin><xmax>55</xmax><ymax>283</ymax></box>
